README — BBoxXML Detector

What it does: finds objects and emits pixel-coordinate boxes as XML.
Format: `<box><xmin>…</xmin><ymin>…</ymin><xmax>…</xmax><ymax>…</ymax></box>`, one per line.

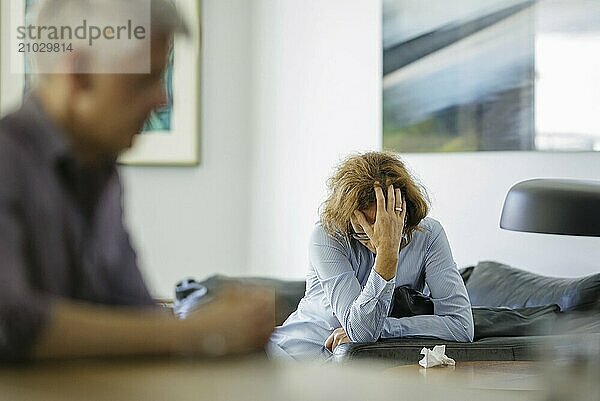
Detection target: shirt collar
<box><xmin>17</xmin><ymin>94</ymin><xmax>117</xmax><ymax>171</ymax></box>
<box><xmin>18</xmin><ymin>94</ymin><xmax>72</xmax><ymax>166</ymax></box>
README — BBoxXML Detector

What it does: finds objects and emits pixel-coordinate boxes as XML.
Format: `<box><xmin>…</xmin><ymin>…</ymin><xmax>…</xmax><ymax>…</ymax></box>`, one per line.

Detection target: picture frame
<box><xmin>382</xmin><ymin>0</ymin><xmax>600</xmax><ymax>153</ymax></box>
<box><xmin>0</xmin><ymin>0</ymin><xmax>201</xmax><ymax>166</ymax></box>
<box><xmin>382</xmin><ymin>0</ymin><xmax>535</xmax><ymax>153</ymax></box>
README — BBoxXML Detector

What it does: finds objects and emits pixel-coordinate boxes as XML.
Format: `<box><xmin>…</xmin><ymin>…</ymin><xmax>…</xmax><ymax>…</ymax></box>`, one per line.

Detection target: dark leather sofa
<box><xmin>334</xmin><ymin>261</ymin><xmax>600</xmax><ymax>364</ymax></box>
<box><xmin>198</xmin><ymin>261</ymin><xmax>600</xmax><ymax>364</ymax></box>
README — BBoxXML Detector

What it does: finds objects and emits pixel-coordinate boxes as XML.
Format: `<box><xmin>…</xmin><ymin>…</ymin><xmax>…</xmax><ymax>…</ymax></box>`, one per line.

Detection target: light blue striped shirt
<box><xmin>268</xmin><ymin>217</ymin><xmax>474</xmax><ymax>360</ymax></box>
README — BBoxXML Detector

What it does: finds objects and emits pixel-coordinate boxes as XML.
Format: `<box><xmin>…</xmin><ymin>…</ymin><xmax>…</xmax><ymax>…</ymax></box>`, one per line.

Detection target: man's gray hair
<box><xmin>28</xmin><ymin>0</ymin><xmax>190</xmax><ymax>75</ymax></box>
<box><xmin>32</xmin><ymin>0</ymin><xmax>189</xmax><ymax>37</ymax></box>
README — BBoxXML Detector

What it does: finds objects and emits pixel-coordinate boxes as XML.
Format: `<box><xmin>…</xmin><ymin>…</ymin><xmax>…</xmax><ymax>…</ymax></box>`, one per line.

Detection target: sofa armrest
<box><xmin>332</xmin><ymin>337</ymin><xmax>545</xmax><ymax>365</ymax></box>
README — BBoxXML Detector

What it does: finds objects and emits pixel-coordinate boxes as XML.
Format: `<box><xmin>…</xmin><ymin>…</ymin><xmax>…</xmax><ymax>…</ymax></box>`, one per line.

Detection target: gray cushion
<box><xmin>466</xmin><ymin>261</ymin><xmax>600</xmax><ymax>311</ymax></box>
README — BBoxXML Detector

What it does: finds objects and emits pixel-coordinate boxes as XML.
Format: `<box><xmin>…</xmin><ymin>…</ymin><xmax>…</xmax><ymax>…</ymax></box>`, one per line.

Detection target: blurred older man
<box><xmin>0</xmin><ymin>0</ymin><xmax>273</xmax><ymax>361</ymax></box>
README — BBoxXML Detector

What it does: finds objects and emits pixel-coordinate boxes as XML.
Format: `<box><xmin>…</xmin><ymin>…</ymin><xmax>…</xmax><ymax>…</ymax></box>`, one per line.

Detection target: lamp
<box><xmin>500</xmin><ymin>179</ymin><xmax>600</xmax><ymax>237</ymax></box>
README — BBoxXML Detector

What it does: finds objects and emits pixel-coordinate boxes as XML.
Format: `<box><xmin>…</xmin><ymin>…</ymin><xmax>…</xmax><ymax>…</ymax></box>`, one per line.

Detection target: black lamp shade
<box><xmin>500</xmin><ymin>179</ymin><xmax>600</xmax><ymax>237</ymax></box>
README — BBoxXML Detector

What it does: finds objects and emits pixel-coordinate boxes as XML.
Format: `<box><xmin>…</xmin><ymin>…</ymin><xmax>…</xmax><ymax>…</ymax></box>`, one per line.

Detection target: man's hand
<box><xmin>32</xmin><ymin>283</ymin><xmax>276</xmax><ymax>360</ymax></box>
<box><xmin>182</xmin><ymin>284</ymin><xmax>276</xmax><ymax>356</ymax></box>
<box><xmin>324</xmin><ymin>327</ymin><xmax>350</xmax><ymax>352</ymax></box>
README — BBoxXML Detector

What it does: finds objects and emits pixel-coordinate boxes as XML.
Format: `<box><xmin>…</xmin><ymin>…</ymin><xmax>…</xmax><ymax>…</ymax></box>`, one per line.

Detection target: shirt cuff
<box><xmin>362</xmin><ymin>269</ymin><xmax>395</xmax><ymax>302</ymax></box>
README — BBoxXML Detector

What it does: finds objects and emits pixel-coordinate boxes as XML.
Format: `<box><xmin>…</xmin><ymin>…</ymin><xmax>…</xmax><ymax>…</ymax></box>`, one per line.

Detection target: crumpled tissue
<box><xmin>418</xmin><ymin>345</ymin><xmax>456</xmax><ymax>368</ymax></box>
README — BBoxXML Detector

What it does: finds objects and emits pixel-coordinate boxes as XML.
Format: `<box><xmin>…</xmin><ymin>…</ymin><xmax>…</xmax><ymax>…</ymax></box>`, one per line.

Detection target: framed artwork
<box><xmin>382</xmin><ymin>0</ymin><xmax>600</xmax><ymax>153</ymax></box>
<box><xmin>0</xmin><ymin>0</ymin><xmax>201</xmax><ymax>166</ymax></box>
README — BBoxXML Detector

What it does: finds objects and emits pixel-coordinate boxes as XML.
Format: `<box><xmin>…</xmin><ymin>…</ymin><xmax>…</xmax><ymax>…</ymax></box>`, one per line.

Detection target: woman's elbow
<box><xmin>458</xmin><ymin>316</ymin><xmax>474</xmax><ymax>342</ymax></box>
<box><xmin>467</xmin><ymin>321</ymin><xmax>475</xmax><ymax>342</ymax></box>
<box><xmin>444</xmin><ymin>313</ymin><xmax>474</xmax><ymax>343</ymax></box>
<box><xmin>460</xmin><ymin>323</ymin><xmax>474</xmax><ymax>342</ymax></box>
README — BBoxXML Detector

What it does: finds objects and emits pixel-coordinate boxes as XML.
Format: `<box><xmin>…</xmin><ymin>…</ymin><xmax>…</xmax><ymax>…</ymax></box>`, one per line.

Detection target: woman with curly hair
<box><xmin>268</xmin><ymin>152</ymin><xmax>473</xmax><ymax>360</ymax></box>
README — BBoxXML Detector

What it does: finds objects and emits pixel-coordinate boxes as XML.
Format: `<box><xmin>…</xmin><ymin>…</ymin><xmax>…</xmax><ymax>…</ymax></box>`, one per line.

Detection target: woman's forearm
<box><xmin>342</xmin><ymin>268</ymin><xmax>396</xmax><ymax>342</ymax></box>
<box><xmin>374</xmin><ymin>250</ymin><xmax>398</xmax><ymax>281</ymax></box>
<box><xmin>380</xmin><ymin>313</ymin><xmax>474</xmax><ymax>342</ymax></box>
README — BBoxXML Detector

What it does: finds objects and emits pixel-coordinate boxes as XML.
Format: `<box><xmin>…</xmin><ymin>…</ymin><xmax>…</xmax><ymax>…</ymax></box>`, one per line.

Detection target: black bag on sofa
<box><xmin>389</xmin><ymin>285</ymin><xmax>562</xmax><ymax>339</ymax></box>
<box><xmin>389</xmin><ymin>286</ymin><xmax>434</xmax><ymax>318</ymax></box>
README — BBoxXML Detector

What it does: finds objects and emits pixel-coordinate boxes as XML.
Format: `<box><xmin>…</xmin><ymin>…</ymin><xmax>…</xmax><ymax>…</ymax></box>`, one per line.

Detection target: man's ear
<box><xmin>63</xmin><ymin>51</ymin><xmax>93</xmax><ymax>92</ymax></box>
<box><xmin>69</xmin><ymin>73</ymin><xmax>92</xmax><ymax>92</ymax></box>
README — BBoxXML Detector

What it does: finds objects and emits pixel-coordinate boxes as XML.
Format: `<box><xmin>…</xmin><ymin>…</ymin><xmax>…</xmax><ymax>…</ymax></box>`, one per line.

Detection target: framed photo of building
<box><xmin>0</xmin><ymin>0</ymin><xmax>201</xmax><ymax>166</ymax></box>
<box><xmin>382</xmin><ymin>0</ymin><xmax>535</xmax><ymax>153</ymax></box>
<box><xmin>382</xmin><ymin>0</ymin><xmax>600</xmax><ymax>153</ymax></box>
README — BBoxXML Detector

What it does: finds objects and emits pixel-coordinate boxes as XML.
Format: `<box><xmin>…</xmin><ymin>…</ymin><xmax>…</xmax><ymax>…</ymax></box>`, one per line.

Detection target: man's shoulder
<box><xmin>0</xmin><ymin>140</ymin><xmax>21</xmax><ymax>200</ymax></box>
<box><xmin>0</xmin><ymin>122</ymin><xmax>21</xmax><ymax>164</ymax></box>
<box><xmin>0</xmin><ymin>113</ymin><xmax>34</xmax><ymax>195</ymax></box>
<box><xmin>0</xmin><ymin>113</ymin><xmax>29</xmax><ymax>159</ymax></box>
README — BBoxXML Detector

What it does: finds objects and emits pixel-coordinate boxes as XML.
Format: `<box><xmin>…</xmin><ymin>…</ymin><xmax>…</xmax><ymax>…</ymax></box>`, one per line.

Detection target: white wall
<box><xmin>403</xmin><ymin>152</ymin><xmax>600</xmax><ymax>278</ymax></box>
<box><xmin>245</xmin><ymin>0</ymin><xmax>600</xmax><ymax>279</ymax></box>
<box><xmin>122</xmin><ymin>0</ymin><xmax>599</xmax><ymax>298</ymax></box>
<box><xmin>246</xmin><ymin>0</ymin><xmax>382</xmax><ymax>279</ymax></box>
<box><xmin>121</xmin><ymin>0</ymin><xmax>254</xmax><ymax>297</ymax></box>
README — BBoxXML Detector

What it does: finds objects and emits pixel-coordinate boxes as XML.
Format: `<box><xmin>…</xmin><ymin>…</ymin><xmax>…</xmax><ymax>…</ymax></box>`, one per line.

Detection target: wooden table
<box><xmin>386</xmin><ymin>360</ymin><xmax>545</xmax><ymax>392</ymax></box>
<box><xmin>0</xmin><ymin>357</ymin><xmax>546</xmax><ymax>401</ymax></box>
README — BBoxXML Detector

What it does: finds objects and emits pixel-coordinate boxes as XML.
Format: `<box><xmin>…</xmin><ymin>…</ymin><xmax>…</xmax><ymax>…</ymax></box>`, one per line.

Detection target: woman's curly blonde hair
<box><xmin>320</xmin><ymin>152</ymin><xmax>430</xmax><ymax>244</ymax></box>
